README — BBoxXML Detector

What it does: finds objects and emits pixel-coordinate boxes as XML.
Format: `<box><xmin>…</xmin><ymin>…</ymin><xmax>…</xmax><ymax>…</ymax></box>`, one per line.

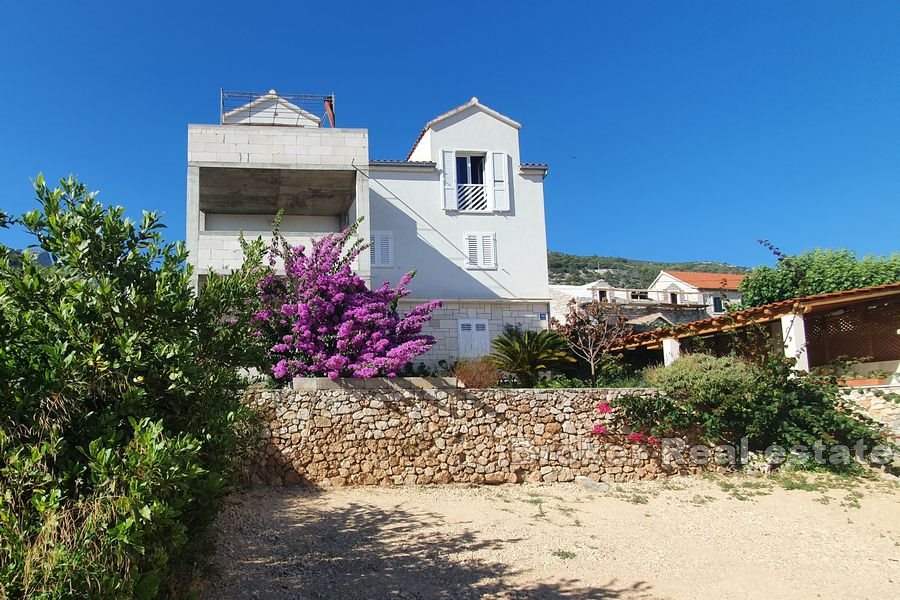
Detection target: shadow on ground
<box><xmin>204</xmin><ymin>487</ymin><xmax>654</xmax><ymax>600</ymax></box>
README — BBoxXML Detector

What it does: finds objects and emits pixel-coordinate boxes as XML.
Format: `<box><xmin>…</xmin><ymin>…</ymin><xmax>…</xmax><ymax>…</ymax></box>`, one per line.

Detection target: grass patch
<box><xmin>551</xmin><ymin>549</ymin><xmax>577</xmax><ymax>560</ymax></box>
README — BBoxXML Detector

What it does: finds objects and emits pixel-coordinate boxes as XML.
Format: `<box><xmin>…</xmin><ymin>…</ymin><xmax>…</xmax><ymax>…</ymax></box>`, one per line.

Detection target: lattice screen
<box><xmin>682</xmin><ymin>322</ymin><xmax>782</xmax><ymax>362</ymax></box>
<box><xmin>806</xmin><ymin>299</ymin><xmax>900</xmax><ymax>367</ymax></box>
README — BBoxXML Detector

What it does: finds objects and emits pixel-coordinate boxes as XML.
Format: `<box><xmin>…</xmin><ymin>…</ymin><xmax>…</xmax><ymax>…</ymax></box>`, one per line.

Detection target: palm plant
<box><xmin>490</xmin><ymin>325</ymin><xmax>575</xmax><ymax>387</ymax></box>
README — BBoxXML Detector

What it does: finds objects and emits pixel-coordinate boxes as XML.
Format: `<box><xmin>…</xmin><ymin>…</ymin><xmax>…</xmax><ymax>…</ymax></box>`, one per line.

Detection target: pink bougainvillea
<box><xmin>252</xmin><ymin>220</ymin><xmax>442</xmax><ymax>380</ymax></box>
<box><xmin>596</xmin><ymin>401</ymin><xmax>612</xmax><ymax>414</ymax></box>
<box><xmin>591</xmin><ymin>424</ymin><xmax>608</xmax><ymax>435</ymax></box>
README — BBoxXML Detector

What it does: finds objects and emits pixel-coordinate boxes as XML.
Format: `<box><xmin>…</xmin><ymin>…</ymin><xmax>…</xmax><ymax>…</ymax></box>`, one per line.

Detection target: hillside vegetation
<box><xmin>548</xmin><ymin>251</ymin><xmax>748</xmax><ymax>287</ymax></box>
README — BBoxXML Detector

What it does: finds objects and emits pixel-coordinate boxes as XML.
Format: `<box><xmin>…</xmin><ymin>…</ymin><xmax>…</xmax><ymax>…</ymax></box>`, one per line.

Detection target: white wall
<box><xmin>368</xmin><ymin>105</ymin><xmax>549</xmax><ymax>302</ymax></box>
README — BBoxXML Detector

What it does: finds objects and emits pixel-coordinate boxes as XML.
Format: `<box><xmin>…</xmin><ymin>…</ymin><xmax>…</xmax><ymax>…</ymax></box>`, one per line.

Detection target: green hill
<box><xmin>548</xmin><ymin>251</ymin><xmax>749</xmax><ymax>288</ymax></box>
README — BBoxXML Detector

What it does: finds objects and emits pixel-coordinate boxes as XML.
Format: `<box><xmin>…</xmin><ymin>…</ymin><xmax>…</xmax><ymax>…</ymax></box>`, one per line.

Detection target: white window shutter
<box><xmin>481</xmin><ymin>234</ymin><xmax>496</xmax><ymax>268</ymax></box>
<box><xmin>490</xmin><ymin>152</ymin><xmax>509</xmax><ymax>212</ymax></box>
<box><xmin>370</xmin><ymin>231</ymin><xmax>393</xmax><ymax>267</ymax></box>
<box><xmin>441</xmin><ymin>149</ymin><xmax>457</xmax><ymax>210</ymax></box>
<box><xmin>466</xmin><ymin>234</ymin><xmax>479</xmax><ymax>267</ymax></box>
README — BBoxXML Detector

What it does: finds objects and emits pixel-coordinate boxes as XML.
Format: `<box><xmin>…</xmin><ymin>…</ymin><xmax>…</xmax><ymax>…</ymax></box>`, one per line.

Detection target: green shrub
<box><xmin>0</xmin><ymin>176</ymin><xmax>266</xmax><ymax>598</ymax></box>
<box><xmin>489</xmin><ymin>325</ymin><xmax>574</xmax><ymax>387</ymax></box>
<box><xmin>613</xmin><ymin>353</ymin><xmax>888</xmax><ymax>469</ymax></box>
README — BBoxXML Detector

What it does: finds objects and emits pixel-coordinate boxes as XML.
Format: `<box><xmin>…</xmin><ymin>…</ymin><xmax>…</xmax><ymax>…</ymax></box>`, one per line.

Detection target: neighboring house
<box><xmin>186</xmin><ymin>90</ymin><xmax>551</xmax><ymax>368</ymax></box>
<box><xmin>647</xmin><ymin>270</ymin><xmax>744</xmax><ymax>316</ymax></box>
<box><xmin>549</xmin><ymin>280</ymin><xmax>608</xmax><ymax>319</ymax></box>
<box><xmin>549</xmin><ymin>277</ymin><xmax>708</xmax><ymax>327</ymax></box>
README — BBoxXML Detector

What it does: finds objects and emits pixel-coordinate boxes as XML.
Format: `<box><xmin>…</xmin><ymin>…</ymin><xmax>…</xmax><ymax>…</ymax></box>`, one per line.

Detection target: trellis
<box><xmin>806</xmin><ymin>299</ymin><xmax>900</xmax><ymax>367</ymax></box>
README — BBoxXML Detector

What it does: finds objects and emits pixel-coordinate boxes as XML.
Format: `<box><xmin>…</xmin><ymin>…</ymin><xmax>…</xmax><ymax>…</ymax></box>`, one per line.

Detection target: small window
<box><xmin>370</xmin><ymin>231</ymin><xmax>393</xmax><ymax>268</ymax></box>
<box><xmin>669</xmin><ymin>292</ymin><xmax>679</xmax><ymax>304</ymax></box>
<box><xmin>630</xmin><ymin>291</ymin><xmax>650</xmax><ymax>301</ymax></box>
<box><xmin>712</xmin><ymin>296</ymin><xmax>725</xmax><ymax>313</ymax></box>
<box><xmin>464</xmin><ymin>232</ymin><xmax>497</xmax><ymax>269</ymax></box>
<box><xmin>595</xmin><ymin>290</ymin><xmax>607</xmax><ymax>302</ymax></box>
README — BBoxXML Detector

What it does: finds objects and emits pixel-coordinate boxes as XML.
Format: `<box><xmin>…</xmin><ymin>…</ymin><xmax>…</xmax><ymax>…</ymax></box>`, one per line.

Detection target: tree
<box><xmin>252</xmin><ymin>220</ymin><xmax>442</xmax><ymax>380</ymax></box>
<box><xmin>552</xmin><ymin>299</ymin><xmax>633</xmax><ymax>380</ymax></box>
<box><xmin>0</xmin><ymin>175</ymin><xmax>266</xmax><ymax>596</ymax></box>
<box><xmin>489</xmin><ymin>325</ymin><xmax>574</xmax><ymax>387</ymax></box>
<box><xmin>740</xmin><ymin>246</ymin><xmax>900</xmax><ymax>307</ymax></box>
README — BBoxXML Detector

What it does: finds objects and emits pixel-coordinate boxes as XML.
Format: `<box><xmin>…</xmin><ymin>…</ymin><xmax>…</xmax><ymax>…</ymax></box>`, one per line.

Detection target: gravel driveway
<box><xmin>203</xmin><ymin>476</ymin><xmax>899</xmax><ymax>599</ymax></box>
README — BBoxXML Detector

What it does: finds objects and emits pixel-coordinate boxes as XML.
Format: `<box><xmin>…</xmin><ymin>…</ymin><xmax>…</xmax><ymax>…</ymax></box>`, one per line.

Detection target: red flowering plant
<box><xmin>590</xmin><ymin>400</ymin><xmax>661</xmax><ymax>446</ymax></box>
<box><xmin>252</xmin><ymin>219</ymin><xmax>442</xmax><ymax>381</ymax></box>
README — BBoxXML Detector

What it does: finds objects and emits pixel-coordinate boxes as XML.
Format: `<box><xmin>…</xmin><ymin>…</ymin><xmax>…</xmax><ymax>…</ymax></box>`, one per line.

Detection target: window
<box><xmin>456</xmin><ymin>155</ymin><xmax>485</xmax><ymax>185</ymax></box>
<box><xmin>669</xmin><ymin>292</ymin><xmax>679</xmax><ymax>304</ymax></box>
<box><xmin>595</xmin><ymin>290</ymin><xmax>607</xmax><ymax>302</ymax></box>
<box><xmin>441</xmin><ymin>149</ymin><xmax>509</xmax><ymax>212</ymax></box>
<box><xmin>464</xmin><ymin>232</ymin><xmax>497</xmax><ymax>269</ymax></box>
<box><xmin>712</xmin><ymin>296</ymin><xmax>725</xmax><ymax>313</ymax></box>
<box><xmin>458</xmin><ymin>319</ymin><xmax>489</xmax><ymax>357</ymax></box>
<box><xmin>369</xmin><ymin>231</ymin><xmax>393</xmax><ymax>268</ymax></box>
<box><xmin>630</xmin><ymin>291</ymin><xmax>650</xmax><ymax>301</ymax></box>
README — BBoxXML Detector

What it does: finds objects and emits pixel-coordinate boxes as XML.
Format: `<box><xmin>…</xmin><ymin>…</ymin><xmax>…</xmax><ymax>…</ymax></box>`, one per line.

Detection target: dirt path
<box><xmin>204</xmin><ymin>476</ymin><xmax>900</xmax><ymax>599</ymax></box>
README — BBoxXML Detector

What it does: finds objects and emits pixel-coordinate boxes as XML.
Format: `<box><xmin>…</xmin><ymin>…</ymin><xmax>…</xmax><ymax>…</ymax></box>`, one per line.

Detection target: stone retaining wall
<box><xmin>846</xmin><ymin>385</ymin><xmax>900</xmax><ymax>438</ymax></box>
<box><xmin>244</xmin><ymin>382</ymin><xmax>711</xmax><ymax>487</ymax></box>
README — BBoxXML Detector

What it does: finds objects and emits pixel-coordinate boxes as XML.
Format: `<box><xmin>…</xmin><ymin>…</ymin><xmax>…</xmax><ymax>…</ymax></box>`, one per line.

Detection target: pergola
<box><xmin>610</xmin><ymin>283</ymin><xmax>900</xmax><ymax>372</ymax></box>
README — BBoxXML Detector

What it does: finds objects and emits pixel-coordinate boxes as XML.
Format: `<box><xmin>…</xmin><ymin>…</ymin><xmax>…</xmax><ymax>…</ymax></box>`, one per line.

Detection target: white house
<box><xmin>186</xmin><ymin>91</ymin><xmax>551</xmax><ymax>368</ymax></box>
<box><xmin>647</xmin><ymin>270</ymin><xmax>744</xmax><ymax>316</ymax></box>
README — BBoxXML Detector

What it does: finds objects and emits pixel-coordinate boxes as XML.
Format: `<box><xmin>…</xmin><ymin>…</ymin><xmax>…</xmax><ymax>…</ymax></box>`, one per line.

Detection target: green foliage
<box><xmin>489</xmin><ymin>325</ymin><xmax>574</xmax><ymax>387</ymax></box>
<box><xmin>740</xmin><ymin>248</ymin><xmax>900</xmax><ymax>307</ymax></box>
<box><xmin>0</xmin><ymin>175</ymin><xmax>266</xmax><ymax>598</ymax></box>
<box><xmin>613</xmin><ymin>353</ymin><xmax>888</xmax><ymax>470</ymax></box>
<box><xmin>547</xmin><ymin>251</ymin><xmax>747</xmax><ymax>287</ymax></box>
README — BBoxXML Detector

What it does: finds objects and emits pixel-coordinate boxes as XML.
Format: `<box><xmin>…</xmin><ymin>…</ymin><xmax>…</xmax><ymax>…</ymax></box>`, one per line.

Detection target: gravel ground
<box><xmin>203</xmin><ymin>475</ymin><xmax>900</xmax><ymax>599</ymax></box>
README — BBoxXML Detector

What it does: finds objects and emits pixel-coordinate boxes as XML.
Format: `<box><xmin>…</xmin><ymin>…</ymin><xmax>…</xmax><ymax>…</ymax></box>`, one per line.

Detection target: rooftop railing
<box><xmin>220</xmin><ymin>89</ymin><xmax>336</xmax><ymax>127</ymax></box>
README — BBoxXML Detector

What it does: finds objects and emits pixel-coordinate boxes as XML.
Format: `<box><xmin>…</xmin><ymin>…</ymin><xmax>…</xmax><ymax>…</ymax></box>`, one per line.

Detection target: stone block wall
<box><xmin>403</xmin><ymin>300</ymin><xmax>550</xmax><ymax>369</ymax></box>
<box><xmin>244</xmin><ymin>383</ymin><xmax>709</xmax><ymax>487</ymax></box>
<box><xmin>187</xmin><ymin>125</ymin><xmax>368</xmax><ymax>167</ymax></box>
<box><xmin>847</xmin><ymin>385</ymin><xmax>900</xmax><ymax>438</ymax></box>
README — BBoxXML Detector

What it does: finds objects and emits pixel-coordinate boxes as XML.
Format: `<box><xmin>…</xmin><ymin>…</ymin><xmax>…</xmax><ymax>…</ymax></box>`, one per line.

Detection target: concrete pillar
<box><xmin>352</xmin><ymin>167</ymin><xmax>371</xmax><ymax>286</ymax></box>
<box><xmin>185</xmin><ymin>166</ymin><xmax>200</xmax><ymax>288</ymax></box>
<box><xmin>780</xmin><ymin>313</ymin><xmax>810</xmax><ymax>371</ymax></box>
<box><xmin>662</xmin><ymin>337</ymin><xmax>681</xmax><ymax>366</ymax></box>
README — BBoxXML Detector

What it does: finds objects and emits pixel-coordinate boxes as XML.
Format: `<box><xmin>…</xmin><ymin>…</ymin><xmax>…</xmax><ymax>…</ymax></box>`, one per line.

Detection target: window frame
<box><xmin>464</xmin><ymin>232</ymin><xmax>497</xmax><ymax>270</ymax></box>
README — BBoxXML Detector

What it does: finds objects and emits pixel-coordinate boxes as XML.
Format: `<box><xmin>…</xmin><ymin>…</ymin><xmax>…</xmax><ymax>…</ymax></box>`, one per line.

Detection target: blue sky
<box><xmin>1</xmin><ymin>1</ymin><xmax>898</xmax><ymax>266</ymax></box>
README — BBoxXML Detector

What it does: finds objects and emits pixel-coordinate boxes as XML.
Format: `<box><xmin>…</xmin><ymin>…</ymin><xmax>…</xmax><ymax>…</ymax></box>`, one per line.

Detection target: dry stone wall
<box><xmin>244</xmin><ymin>379</ymin><xmax>711</xmax><ymax>487</ymax></box>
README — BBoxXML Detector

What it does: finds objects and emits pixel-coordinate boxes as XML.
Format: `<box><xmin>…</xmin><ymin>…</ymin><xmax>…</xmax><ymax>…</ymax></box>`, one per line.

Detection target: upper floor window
<box><xmin>456</xmin><ymin>154</ymin><xmax>485</xmax><ymax>185</ymax></box>
<box><xmin>442</xmin><ymin>150</ymin><xmax>510</xmax><ymax>213</ymax></box>
<box><xmin>630</xmin><ymin>291</ymin><xmax>650</xmax><ymax>301</ymax></box>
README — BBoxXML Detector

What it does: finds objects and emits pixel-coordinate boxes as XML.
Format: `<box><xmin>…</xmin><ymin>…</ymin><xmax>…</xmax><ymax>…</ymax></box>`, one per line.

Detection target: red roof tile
<box><xmin>664</xmin><ymin>271</ymin><xmax>745</xmax><ymax>290</ymax></box>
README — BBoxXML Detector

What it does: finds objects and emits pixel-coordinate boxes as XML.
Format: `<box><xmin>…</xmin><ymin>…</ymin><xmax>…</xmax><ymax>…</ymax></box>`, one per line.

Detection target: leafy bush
<box><xmin>453</xmin><ymin>357</ymin><xmax>500</xmax><ymax>388</ymax></box>
<box><xmin>612</xmin><ymin>353</ymin><xmax>888</xmax><ymax>469</ymax></box>
<box><xmin>489</xmin><ymin>325</ymin><xmax>574</xmax><ymax>387</ymax></box>
<box><xmin>740</xmin><ymin>247</ymin><xmax>900</xmax><ymax>307</ymax></box>
<box><xmin>0</xmin><ymin>176</ymin><xmax>265</xmax><ymax>597</ymax></box>
<box><xmin>252</xmin><ymin>219</ymin><xmax>441</xmax><ymax>380</ymax></box>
